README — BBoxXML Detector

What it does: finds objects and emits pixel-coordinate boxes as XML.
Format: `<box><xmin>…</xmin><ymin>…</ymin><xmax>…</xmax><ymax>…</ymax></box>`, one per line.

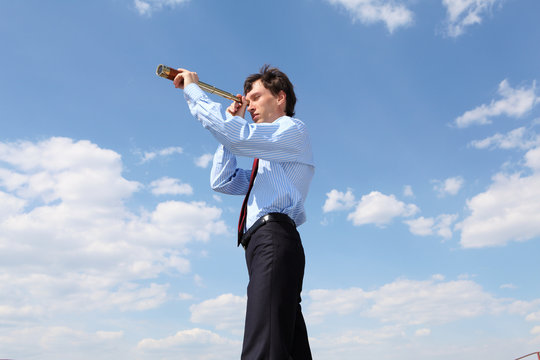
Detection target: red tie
<box><xmin>238</xmin><ymin>158</ymin><xmax>259</xmax><ymax>245</ymax></box>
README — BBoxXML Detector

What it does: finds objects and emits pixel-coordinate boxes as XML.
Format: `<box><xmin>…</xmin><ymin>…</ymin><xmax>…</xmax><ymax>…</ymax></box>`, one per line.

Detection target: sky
<box><xmin>1</xmin><ymin>0</ymin><xmax>540</xmax><ymax>359</ymax></box>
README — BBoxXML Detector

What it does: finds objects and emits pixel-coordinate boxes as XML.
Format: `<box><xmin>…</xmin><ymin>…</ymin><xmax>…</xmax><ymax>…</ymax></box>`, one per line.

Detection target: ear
<box><xmin>277</xmin><ymin>90</ymin><xmax>286</xmax><ymax>109</ymax></box>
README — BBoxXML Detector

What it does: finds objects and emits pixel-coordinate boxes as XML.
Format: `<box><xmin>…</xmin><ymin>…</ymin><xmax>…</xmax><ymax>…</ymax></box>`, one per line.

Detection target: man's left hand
<box><xmin>173</xmin><ymin>68</ymin><xmax>199</xmax><ymax>89</ymax></box>
<box><xmin>227</xmin><ymin>94</ymin><xmax>248</xmax><ymax>118</ymax></box>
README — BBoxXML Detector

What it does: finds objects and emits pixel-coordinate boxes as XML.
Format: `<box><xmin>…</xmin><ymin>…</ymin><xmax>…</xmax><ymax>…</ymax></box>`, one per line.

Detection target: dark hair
<box><xmin>244</xmin><ymin>65</ymin><xmax>297</xmax><ymax>117</ymax></box>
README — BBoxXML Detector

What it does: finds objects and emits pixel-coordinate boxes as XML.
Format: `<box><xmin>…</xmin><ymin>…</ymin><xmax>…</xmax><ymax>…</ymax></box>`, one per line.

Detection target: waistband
<box><xmin>239</xmin><ymin>212</ymin><xmax>296</xmax><ymax>249</ymax></box>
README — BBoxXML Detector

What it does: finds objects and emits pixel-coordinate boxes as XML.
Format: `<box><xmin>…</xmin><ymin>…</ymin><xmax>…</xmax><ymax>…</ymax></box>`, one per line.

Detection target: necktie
<box><xmin>238</xmin><ymin>158</ymin><xmax>259</xmax><ymax>245</ymax></box>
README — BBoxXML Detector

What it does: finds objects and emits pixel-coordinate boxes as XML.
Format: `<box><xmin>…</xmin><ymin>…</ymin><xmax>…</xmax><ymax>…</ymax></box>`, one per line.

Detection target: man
<box><xmin>174</xmin><ymin>65</ymin><xmax>314</xmax><ymax>359</ymax></box>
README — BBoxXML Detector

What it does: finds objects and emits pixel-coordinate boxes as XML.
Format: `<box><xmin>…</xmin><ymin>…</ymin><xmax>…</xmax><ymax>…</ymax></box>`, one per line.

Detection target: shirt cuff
<box><xmin>183</xmin><ymin>83</ymin><xmax>206</xmax><ymax>104</ymax></box>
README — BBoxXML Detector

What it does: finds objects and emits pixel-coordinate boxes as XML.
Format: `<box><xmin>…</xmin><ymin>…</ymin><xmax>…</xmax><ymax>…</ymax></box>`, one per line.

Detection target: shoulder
<box><xmin>275</xmin><ymin>116</ymin><xmax>308</xmax><ymax>131</ymax></box>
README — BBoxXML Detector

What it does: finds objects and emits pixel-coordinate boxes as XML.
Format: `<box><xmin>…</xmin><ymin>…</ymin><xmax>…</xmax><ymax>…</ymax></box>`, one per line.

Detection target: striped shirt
<box><xmin>184</xmin><ymin>83</ymin><xmax>315</xmax><ymax>230</ymax></box>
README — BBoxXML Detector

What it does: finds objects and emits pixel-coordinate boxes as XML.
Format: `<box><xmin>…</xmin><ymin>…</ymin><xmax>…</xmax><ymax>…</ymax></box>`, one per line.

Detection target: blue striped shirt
<box><xmin>183</xmin><ymin>83</ymin><xmax>315</xmax><ymax>230</ymax></box>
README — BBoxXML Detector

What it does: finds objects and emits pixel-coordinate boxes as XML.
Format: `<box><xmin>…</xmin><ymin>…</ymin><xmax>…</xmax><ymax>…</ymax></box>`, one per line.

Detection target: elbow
<box><xmin>210</xmin><ymin>178</ymin><xmax>227</xmax><ymax>193</ymax></box>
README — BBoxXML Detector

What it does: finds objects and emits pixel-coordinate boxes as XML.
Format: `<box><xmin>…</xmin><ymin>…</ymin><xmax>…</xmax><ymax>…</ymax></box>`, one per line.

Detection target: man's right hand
<box><xmin>226</xmin><ymin>94</ymin><xmax>249</xmax><ymax>119</ymax></box>
<box><xmin>173</xmin><ymin>68</ymin><xmax>199</xmax><ymax>89</ymax></box>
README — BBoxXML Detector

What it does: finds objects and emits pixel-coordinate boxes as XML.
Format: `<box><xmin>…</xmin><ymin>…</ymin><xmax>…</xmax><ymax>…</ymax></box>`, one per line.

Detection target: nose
<box><xmin>247</xmin><ymin>102</ymin><xmax>255</xmax><ymax>113</ymax></box>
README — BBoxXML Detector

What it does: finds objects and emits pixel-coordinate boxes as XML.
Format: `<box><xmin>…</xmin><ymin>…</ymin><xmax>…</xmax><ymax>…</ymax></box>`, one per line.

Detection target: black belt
<box><xmin>239</xmin><ymin>212</ymin><xmax>296</xmax><ymax>249</ymax></box>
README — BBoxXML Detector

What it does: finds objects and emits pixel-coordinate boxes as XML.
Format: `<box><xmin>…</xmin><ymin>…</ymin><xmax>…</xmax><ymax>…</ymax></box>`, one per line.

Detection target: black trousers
<box><xmin>241</xmin><ymin>220</ymin><xmax>312</xmax><ymax>360</ymax></box>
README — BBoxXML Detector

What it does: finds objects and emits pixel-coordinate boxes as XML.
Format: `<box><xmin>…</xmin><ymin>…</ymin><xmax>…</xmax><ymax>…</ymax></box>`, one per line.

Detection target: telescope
<box><xmin>156</xmin><ymin>65</ymin><xmax>242</xmax><ymax>103</ymax></box>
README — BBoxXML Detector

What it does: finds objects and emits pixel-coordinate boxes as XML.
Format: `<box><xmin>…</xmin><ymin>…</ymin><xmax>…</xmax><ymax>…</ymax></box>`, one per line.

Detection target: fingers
<box><xmin>173</xmin><ymin>68</ymin><xmax>198</xmax><ymax>89</ymax></box>
<box><xmin>173</xmin><ymin>73</ymin><xmax>184</xmax><ymax>89</ymax></box>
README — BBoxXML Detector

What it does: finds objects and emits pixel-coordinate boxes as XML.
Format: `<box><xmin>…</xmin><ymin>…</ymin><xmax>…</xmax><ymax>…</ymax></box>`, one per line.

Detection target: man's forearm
<box><xmin>210</xmin><ymin>145</ymin><xmax>250</xmax><ymax>195</ymax></box>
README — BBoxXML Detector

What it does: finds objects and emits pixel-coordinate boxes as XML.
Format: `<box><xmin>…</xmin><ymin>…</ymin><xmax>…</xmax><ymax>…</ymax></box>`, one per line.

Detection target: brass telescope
<box><xmin>156</xmin><ymin>65</ymin><xmax>242</xmax><ymax>103</ymax></box>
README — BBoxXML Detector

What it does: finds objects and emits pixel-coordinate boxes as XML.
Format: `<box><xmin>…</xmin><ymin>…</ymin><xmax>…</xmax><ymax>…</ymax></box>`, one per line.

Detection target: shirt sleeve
<box><xmin>184</xmin><ymin>83</ymin><xmax>309</xmax><ymax>163</ymax></box>
<box><xmin>210</xmin><ymin>144</ymin><xmax>251</xmax><ymax>195</ymax></box>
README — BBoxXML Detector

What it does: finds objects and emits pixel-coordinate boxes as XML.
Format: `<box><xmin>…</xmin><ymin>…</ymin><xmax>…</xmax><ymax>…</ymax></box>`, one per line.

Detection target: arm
<box><xmin>210</xmin><ymin>144</ymin><xmax>251</xmax><ymax>195</ymax></box>
<box><xmin>183</xmin><ymin>83</ymin><xmax>309</xmax><ymax>163</ymax></box>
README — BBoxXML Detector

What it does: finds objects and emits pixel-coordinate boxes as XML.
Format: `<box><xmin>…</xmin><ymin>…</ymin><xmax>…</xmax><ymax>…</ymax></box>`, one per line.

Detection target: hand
<box><xmin>226</xmin><ymin>94</ymin><xmax>249</xmax><ymax>119</ymax></box>
<box><xmin>173</xmin><ymin>68</ymin><xmax>199</xmax><ymax>89</ymax></box>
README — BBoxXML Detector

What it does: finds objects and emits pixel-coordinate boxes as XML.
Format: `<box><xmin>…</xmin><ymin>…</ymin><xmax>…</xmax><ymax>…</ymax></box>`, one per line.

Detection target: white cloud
<box><xmin>455</xmin><ymin>80</ymin><xmax>539</xmax><ymax>128</ymax></box>
<box><xmin>179</xmin><ymin>292</ymin><xmax>194</xmax><ymax>300</ymax></box>
<box><xmin>347</xmin><ymin>191</ymin><xmax>419</xmax><ymax>227</ymax></box>
<box><xmin>323</xmin><ymin>188</ymin><xmax>356</xmax><ymax>212</ymax></box>
<box><xmin>459</xmin><ymin>146</ymin><xmax>540</xmax><ymax>248</ymax></box>
<box><xmin>307</xmin><ymin>276</ymin><xmax>509</xmax><ymax>326</ymax></box>
<box><xmin>0</xmin><ymin>326</ymin><xmax>129</xmax><ymax>359</ymax></box>
<box><xmin>324</xmin><ymin>189</ymin><xmax>419</xmax><ymax>227</ymax></box>
<box><xmin>0</xmin><ymin>190</ymin><xmax>26</xmax><ymax>220</ymax></box>
<box><xmin>325</xmin><ymin>0</ymin><xmax>414</xmax><ymax>33</ymax></box>
<box><xmin>415</xmin><ymin>328</ymin><xmax>431</xmax><ymax>336</ymax></box>
<box><xmin>526</xmin><ymin>311</ymin><xmax>540</xmax><ymax>322</ymax></box>
<box><xmin>150</xmin><ymin>176</ymin><xmax>193</xmax><ymax>195</ymax></box>
<box><xmin>404</xmin><ymin>216</ymin><xmax>435</xmax><ymax>236</ymax></box>
<box><xmin>308</xmin><ymin>287</ymin><xmax>369</xmax><ymax>323</ymax></box>
<box><xmin>403</xmin><ymin>185</ymin><xmax>414</xmax><ymax>197</ymax></box>
<box><xmin>525</xmin><ymin>146</ymin><xmax>540</xmax><ymax>170</ymax></box>
<box><xmin>442</xmin><ymin>0</ymin><xmax>501</xmax><ymax>37</ymax></box>
<box><xmin>190</xmin><ymin>294</ymin><xmax>246</xmax><ymax>333</ymax></box>
<box><xmin>194</xmin><ymin>274</ymin><xmax>205</xmax><ymax>287</ymax></box>
<box><xmin>96</xmin><ymin>330</ymin><xmax>124</xmax><ymax>340</ymax></box>
<box><xmin>434</xmin><ymin>214</ymin><xmax>459</xmax><ymax>238</ymax></box>
<box><xmin>0</xmin><ymin>137</ymin><xmax>226</xmax><ymax>317</ymax></box>
<box><xmin>138</xmin><ymin>328</ymin><xmax>236</xmax><ymax>348</ymax></box>
<box><xmin>137</xmin><ymin>328</ymin><xmax>240</xmax><ymax>360</ymax></box>
<box><xmin>194</xmin><ymin>153</ymin><xmax>213</xmax><ymax>168</ymax></box>
<box><xmin>433</xmin><ymin>176</ymin><xmax>464</xmax><ymax>196</ymax></box>
<box><xmin>309</xmin><ymin>325</ymin><xmax>405</xmax><ymax>348</ymax></box>
<box><xmin>134</xmin><ymin>0</ymin><xmax>190</xmax><ymax>16</ymax></box>
<box><xmin>470</xmin><ymin>127</ymin><xmax>540</xmax><ymax>150</ymax></box>
<box><xmin>141</xmin><ymin>146</ymin><xmax>183</xmax><ymax>163</ymax></box>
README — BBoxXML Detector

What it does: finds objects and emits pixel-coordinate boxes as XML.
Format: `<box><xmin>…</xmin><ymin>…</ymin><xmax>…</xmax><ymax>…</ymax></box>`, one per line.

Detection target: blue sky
<box><xmin>1</xmin><ymin>0</ymin><xmax>540</xmax><ymax>359</ymax></box>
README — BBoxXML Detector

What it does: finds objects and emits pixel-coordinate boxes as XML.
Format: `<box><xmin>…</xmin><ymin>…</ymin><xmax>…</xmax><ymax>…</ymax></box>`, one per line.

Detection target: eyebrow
<box><xmin>246</xmin><ymin>91</ymin><xmax>261</xmax><ymax>100</ymax></box>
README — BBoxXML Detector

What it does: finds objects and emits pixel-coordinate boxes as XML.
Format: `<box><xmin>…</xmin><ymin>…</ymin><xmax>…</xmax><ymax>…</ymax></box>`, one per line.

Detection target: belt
<box><xmin>239</xmin><ymin>212</ymin><xmax>296</xmax><ymax>249</ymax></box>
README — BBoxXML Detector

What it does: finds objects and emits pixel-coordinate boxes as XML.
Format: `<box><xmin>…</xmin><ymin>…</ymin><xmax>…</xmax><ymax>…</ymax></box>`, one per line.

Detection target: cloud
<box><xmin>415</xmin><ymin>328</ymin><xmax>431</xmax><ymax>336</ymax></box>
<box><xmin>347</xmin><ymin>191</ymin><xmax>419</xmax><ymax>227</ymax></box>
<box><xmin>0</xmin><ymin>326</ymin><xmax>129</xmax><ymax>359</ymax></box>
<box><xmin>325</xmin><ymin>0</ymin><xmax>414</xmax><ymax>33</ymax></box>
<box><xmin>140</xmin><ymin>146</ymin><xmax>183</xmax><ymax>163</ymax></box>
<box><xmin>455</xmin><ymin>80</ymin><xmax>539</xmax><ymax>128</ymax></box>
<box><xmin>470</xmin><ymin>127</ymin><xmax>540</xmax><ymax>150</ymax></box>
<box><xmin>134</xmin><ymin>0</ymin><xmax>190</xmax><ymax>16</ymax></box>
<box><xmin>526</xmin><ymin>311</ymin><xmax>540</xmax><ymax>322</ymax></box>
<box><xmin>307</xmin><ymin>275</ymin><xmax>514</xmax><ymax>326</ymax></box>
<box><xmin>323</xmin><ymin>189</ymin><xmax>356</xmax><ymax>212</ymax></box>
<box><xmin>403</xmin><ymin>185</ymin><xmax>414</xmax><ymax>197</ymax></box>
<box><xmin>442</xmin><ymin>0</ymin><xmax>501</xmax><ymax>37</ymax></box>
<box><xmin>459</xmin><ymin>145</ymin><xmax>540</xmax><ymax>248</ymax></box>
<box><xmin>324</xmin><ymin>189</ymin><xmax>419</xmax><ymax>227</ymax></box>
<box><xmin>404</xmin><ymin>216</ymin><xmax>434</xmax><ymax>236</ymax></box>
<box><xmin>404</xmin><ymin>214</ymin><xmax>458</xmax><ymax>239</ymax></box>
<box><xmin>150</xmin><ymin>176</ymin><xmax>193</xmax><ymax>195</ymax></box>
<box><xmin>137</xmin><ymin>328</ymin><xmax>240</xmax><ymax>360</ymax></box>
<box><xmin>0</xmin><ymin>137</ymin><xmax>226</xmax><ymax>317</ymax></box>
<box><xmin>194</xmin><ymin>153</ymin><xmax>213</xmax><ymax>168</ymax></box>
<box><xmin>432</xmin><ymin>176</ymin><xmax>464</xmax><ymax>196</ymax></box>
<box><xmin>309</xmin><ymin>325</ymin><xmax>405</xmax><ymax>348</ymax></box>
<box><xmin>190</xmin><ymin>294</ymin><xmax>246</xmax><ymax>334</ymax></box>
<box><xmin>525</xmin><ymin>146</ymin><xmax>540</xmax><ymax>170</ymax></box>
<box><xmin>137</xmin><ymin>328</ymin><xmax>237</xmax><ymax>349</ymax></box>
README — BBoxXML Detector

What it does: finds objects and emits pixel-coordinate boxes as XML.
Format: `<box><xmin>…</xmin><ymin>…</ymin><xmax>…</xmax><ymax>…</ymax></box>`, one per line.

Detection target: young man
<box><xmin>174</xmin><ymin>65</ymin><xmax>314</xmax><ymax>359</ymax></box>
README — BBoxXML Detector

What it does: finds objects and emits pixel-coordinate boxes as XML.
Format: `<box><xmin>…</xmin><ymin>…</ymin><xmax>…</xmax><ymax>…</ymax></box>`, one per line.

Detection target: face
<box><xmin>246</xmin><ymin>80</ymin><xmax>286</xmax><ymax>123</ymax></box>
